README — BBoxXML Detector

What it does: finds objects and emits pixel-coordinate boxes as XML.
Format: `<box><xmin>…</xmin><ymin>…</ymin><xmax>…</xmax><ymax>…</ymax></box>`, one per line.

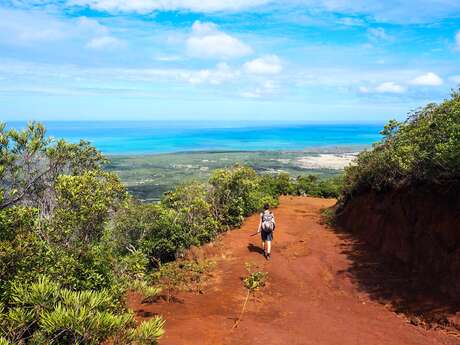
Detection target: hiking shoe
<box><xmin>266</xmin><ymin>253</ymin><xmax>271</xmax><ymax>260</ymax></box>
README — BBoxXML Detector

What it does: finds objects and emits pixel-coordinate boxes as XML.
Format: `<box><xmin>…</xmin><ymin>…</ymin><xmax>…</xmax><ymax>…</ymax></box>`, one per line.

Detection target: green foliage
<box><xmin>50</xmin><ymin>171</ymin><xmax>127</xmax><ymax>248</ymax></box>
<box><xmin>320</xmin><ymin>207</ymin><xmax>336</xmax><ymax>227</ymax></box>
<box><xmin>125</xmin><ymin>317</ymin><xmax>165</xmax><ymax>345</ymax></box>
<box><xmin>342</xmin><ymin>90</ymin><xmax>460</xmax><ymax>196</ymax></box>
<box><xmin>209</xmin><ymin>165</ymin><xmax>279</xmax><ymax>227</ymax></box>
<box><xmin>291</xmin><ymin>174</ymin><xmax>344</xmax><ymax>198</ymax></box>
<box><xmin>150</xmin><ymin>260</ymin><xmax>216</xmax><ymax>300</ymax></box>
<box><xmin>0</xmin><ymin>122</ymin><xmax>108</xmax><ymax>212</ymax></box>
<box><xmin>113</xmin><ymin>201</ymin><xmax>185</xmax><ymax>262</ymax></box>
<box><xmin>131</xmin><ymin>280</ymin><xmax>162</xmax><ymax>303</ymax></box>
<box><xmin>0</xmin><ymin>123</ymin><xmax>167</xmax><ymax>344</ymax></box>
<box><xmin>259</xmin><ymin>172</ymin><xmax>294</xmax><ymax>196</ymax></box>
<box><xmin>259</xmin><ymin>172</ymin><xmax>344</xmax><ymax>199</ymax></box>
<box><xmin>243</xmin><ymin>263</ymin><xmax>268</xmax><ymax>291</ymax></box>
<box><xmin>162</xmin><ymin>182</ymin><xmax>220</xmax><ymax>244</ymax></box>
<box><xmin>0</xmin><ymin>276</ymin><xmax>164</xmax><ymax>345</ymax></box>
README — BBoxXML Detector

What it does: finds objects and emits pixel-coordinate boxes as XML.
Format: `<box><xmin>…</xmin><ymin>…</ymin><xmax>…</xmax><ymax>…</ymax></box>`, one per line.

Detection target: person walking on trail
<box><xmin>257</xmin><ymin>203</ymin><xmax>276</xmax><ymax>260</ymax></box>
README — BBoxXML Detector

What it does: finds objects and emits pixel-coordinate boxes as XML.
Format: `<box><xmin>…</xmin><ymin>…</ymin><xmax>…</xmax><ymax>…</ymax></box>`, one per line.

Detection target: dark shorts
<box><xmin>261</xmin><ymin>230</ymin><xmax>273</xmax><ymax>241</ymax></box>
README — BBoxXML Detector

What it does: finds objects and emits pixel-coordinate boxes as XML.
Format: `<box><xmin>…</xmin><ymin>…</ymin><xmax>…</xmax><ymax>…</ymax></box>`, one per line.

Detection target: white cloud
<box><xmin>76</xmin><ymin>16</ymin><xmax>110</xmax><ymax>36</ymax></box>
<box><xmin>86</xmin><ymin>36</ymin><xmax>125</xmax><ymax>49</ymax></box>
<box><xmin>180</xmin><ymin>62</ymin><xmax>239</xmax><ymax>85</ymax></box>
<box><xmin>0</xmin><ymin>9</ymin><xmax>125</xmax><ymax>52</ymax></box>
<box><xmin>186</xmin><ymin>21</ymin><xmax>252</xmax><ymax>59</ymax></box>
<box><xmin>367</xmin><ymin>27</ymin><xmax>394</xmax><ymax>41</ymax></box>
<box><xmin>410</xmin><ymin>72</ymin><xmax>443</xmax><ymax>86</ymax></box>
<box><xmin>375</xmin><ymin>82</ymin><xmax>406</xmax><ymax>93</ymax></box>
<box><xmin>71</xmin><ymin>0</ymin><xmax>270</xmax><ymax>13</ymax></box>
<box><xmin>244</xmin><ymin>55</ymin><xmax>282</xmax><ymax>75</ymax></box>
<box><xmin>0</xmin><ymin>8</ymin><xmax>68</xmax><ymax>44</ymax></box>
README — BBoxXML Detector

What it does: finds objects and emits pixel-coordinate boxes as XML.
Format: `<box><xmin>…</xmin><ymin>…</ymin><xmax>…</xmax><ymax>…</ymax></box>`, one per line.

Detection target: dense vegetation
<box><xmin>341</xmin><ymin>90</ymin><xmax>460</xmax><ymax>198</ymax></box>
<box><xmin>0</xmin><ymin>122</ymin><xmax>343</xmax><ymax>344</ymax></box>
<box><xmin>0</xmin><ymin>123</ymin><xmax>164</xmax><ymax>344</ymax></box>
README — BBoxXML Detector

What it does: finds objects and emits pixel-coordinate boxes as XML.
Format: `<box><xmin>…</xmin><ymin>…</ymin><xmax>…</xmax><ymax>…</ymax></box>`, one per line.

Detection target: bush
<box><xmin>259</xmin><ymin>173</ymin><xmax>294</xmax><ymax>196</ymax></box>
<box><xmin>342</xmin><ymin>90</ymin><xmax>460</xmax><ymax>197</ymax></box>
<box><xmin>287</xmin><ymin>174</ymin><xmax>344</xmax><ymax>198</ymax></box>
<box><xmin>209</xmin><ymin>165</ymin><xmax>279</xmax><ymax>227</ymax></box>
<box><xmin>113</xmin><ymin>201</ymin><xmax>186</xmax><ymax>262</ymax></box>
<box><xmin>0</xmin><ymin>276</ymin><xmax>164</xmax><ymax>344</ymax></box>
<box><xmin>162</xmin><ymin>182</ymin><xmax>220</xmax><ymax>243</ymax></box>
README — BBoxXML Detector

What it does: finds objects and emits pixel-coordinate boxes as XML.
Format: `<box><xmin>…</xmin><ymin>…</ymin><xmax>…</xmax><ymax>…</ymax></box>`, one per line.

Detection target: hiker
<box><xmin>257</xmin><ymin>203</ymin><xmax>276</xmax><ymax>260</ymax></box>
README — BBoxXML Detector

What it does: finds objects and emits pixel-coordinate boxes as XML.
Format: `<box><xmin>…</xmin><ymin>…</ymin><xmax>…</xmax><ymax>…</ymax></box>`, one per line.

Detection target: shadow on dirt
<box><xmin>247</xmin><ymin>243</ymin><xmax>264</xmax><ymax>255</ymax></box>
<box><xmin>332</xmin><ymin>228</ymin><xmax>460</xmax><ymax>333</ymax></box>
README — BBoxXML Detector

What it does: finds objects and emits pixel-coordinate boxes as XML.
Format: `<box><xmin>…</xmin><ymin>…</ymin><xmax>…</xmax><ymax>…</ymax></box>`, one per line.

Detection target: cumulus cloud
<box><xmin>244</xmin><ymin>55</ymin><xmax>282</xmax><ymax>75</ymax></box>
<box><xmin>186</xmin><ymin>21</ymin><xmax>252</xmax><ymax>59</ymax></box>
<box><xmin>410</xmin><ymin>72</ymin><xmax>443</xmax><ymax>86</ymax></box>
<box><xmin>375</xmin><ymin>82</ymin><xmax>406</xmax><ymax>93</ymax></box>
<box><xmin>70</xmin><ymin>0</ymin><xmax>270</xmax><ymax>13</ymax></box>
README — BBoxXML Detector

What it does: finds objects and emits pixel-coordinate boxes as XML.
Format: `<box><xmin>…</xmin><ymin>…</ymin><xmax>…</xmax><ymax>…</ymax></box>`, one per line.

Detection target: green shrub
<box><xmin>49</xmin><ymin>171</ymin><xmax>127</xmax><ymax>249</ymax></box>
<box><xmin>289</xmin><ymin>174</ymin><xmax>344</xmax><ymax>198</ymax></box>
<box><xmin>0</xmin><ymin>276</ymin><xmax>164</xmax><ymax>344</ymax></box>
<box><xmin>209</xmin><ymin>165</ymin><xmax>278</xmax><ymax>227</ymax></box>
<box><xmin>162</xmin><ymin>182</ymin><xmax>220</xmax><ymax>244</ymax></box>
<box><xmin>259</xmin><ymin>172</ymin><xmax>294</xmax><ymax>196</ymax></box>
<box><xmin>113</xmin><ymin>201</ymin><xmax>186</xmax><ymax>262</ymax></box>
<box><xmin>342</xmin><ymin>90</ymin><xmax>460</xmax><ymax>197</ymax></box>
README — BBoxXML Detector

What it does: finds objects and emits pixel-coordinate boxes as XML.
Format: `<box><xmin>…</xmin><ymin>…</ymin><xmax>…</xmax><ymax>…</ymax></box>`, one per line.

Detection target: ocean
<box><xmin>6</xmin><ymin>121</ymin><xmax>383</xmax><ymax>155</ymax></box>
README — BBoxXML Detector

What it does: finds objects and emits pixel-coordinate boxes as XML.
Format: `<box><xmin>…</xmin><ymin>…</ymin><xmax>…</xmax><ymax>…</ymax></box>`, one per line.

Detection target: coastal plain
<box><xmin>107</xmin><ymin>150</ymin><xmax>358</xmax><ymax>201</ymax></box>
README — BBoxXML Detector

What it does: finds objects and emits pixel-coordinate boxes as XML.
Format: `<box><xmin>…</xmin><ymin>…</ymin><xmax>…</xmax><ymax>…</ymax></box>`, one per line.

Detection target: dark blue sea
<box><xmin>6</xmin><ymin>121</ymin><xmax>383</xmax><ymax>154</ymax></box>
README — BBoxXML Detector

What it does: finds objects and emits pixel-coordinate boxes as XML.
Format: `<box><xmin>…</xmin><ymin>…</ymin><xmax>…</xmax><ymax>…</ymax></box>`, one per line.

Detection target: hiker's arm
<box><xmin>257</xmin><ymin>214</ymin><xmax>262</xmax><ymax>233</ymax></box>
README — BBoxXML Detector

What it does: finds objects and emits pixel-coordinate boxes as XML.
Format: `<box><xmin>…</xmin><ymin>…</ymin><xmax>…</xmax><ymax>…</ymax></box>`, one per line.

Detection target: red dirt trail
<box><xmin>128</xmin><ymin>196</ymin><xmax>459</xmax><ymax>345</ymax></box>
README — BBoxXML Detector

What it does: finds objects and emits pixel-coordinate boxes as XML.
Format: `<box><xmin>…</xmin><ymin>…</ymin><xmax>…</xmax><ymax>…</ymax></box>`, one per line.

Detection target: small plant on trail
<box><xmin>243</xmin><ymin>268</ymin><xmax>268</xmax><ymax>291</ymax></box>
<box><xmin>233</xmin><ymin>263</ymin><xmax>268</xmax><ymax>329</ymax></box>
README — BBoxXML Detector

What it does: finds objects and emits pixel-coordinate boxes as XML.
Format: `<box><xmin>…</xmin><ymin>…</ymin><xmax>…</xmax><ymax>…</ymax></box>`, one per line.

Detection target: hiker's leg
<box><xmin>266</xmin><ymin>240</ymin><xmax>271</xmax><ymax>255</ymax></box>
<box><xmin>261</xmin><ymin>240</ymin><xmax>265</xmax><ymax>252</ymax></box>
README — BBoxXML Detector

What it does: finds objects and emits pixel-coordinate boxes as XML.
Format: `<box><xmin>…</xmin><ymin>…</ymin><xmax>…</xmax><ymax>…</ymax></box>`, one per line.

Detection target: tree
<box><xmin>0</xmin><ymin>122</ymin><xmax>107</xmax><ymax>214</ymax></box>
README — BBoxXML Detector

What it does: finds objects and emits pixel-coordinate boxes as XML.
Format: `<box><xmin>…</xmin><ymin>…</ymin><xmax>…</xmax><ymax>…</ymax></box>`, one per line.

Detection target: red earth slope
<box><xmin>128</xmin><ymin>196</ymin><xmax>459</xmax><ymax>345</ymax></box>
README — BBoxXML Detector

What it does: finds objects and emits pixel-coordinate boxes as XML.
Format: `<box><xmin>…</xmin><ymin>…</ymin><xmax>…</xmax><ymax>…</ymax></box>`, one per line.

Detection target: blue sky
<box><xmin>1</xmin><ymin>0</ymin><xmax>460</xmax><ymax>122</ymax></box>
